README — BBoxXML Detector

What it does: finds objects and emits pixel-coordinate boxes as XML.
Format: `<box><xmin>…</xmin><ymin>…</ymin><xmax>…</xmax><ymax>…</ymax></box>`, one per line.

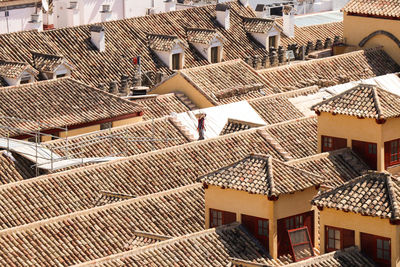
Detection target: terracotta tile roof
<box><xmin>0</xmin><ymin>150</ymin><xmax>44</xmax><ymax>184</ymax></box>
<box><xmin>0</xmin><ymin>129</ymin><xmax>284</xmax><ymax>230</ymax></box>
<box><xmin>288</xmin><ymin>148</ymin><xmax>370</xmax><ymax>188</ymax></box>
<box><xmin>343</xmin><ymin>0</ymin><xmax>400</xmax><ymax>18</ymax></box>
<box><xmin>178</xmin><ymin>59</ymin><xmax>275</xmax><ymax>105</ymax></box>
<box><xmin>0</xmin><ymin>184</ymin><xmax>205</xmax><ymax>266</ymax></box>
<box><xmin>147</xmin><ymin>33</ymin><xmax>188</xmax><ymax>51</ymax></box>
<box><xmin>220</xmin><ymin>118</ymin><xmax>264</xmax><ymax>135</ymax></box>
<box><xmin>0</xmin><ymin>78</ymin><xmax>143</xmax><ymax>137</ymax></box>
<box><xmin>200</xmin><ymin>154</ymin><xmax>324</xmax><ymax>197</ymax></box>
<box><xmin>43</xmin><ymin>116</ymin><xmax>190</xmax><ymax>158</ymax></box>
<box><xmin>0</xmin><ymin>59</ymin><xmax>38</xmax><ymax>79</ymax></box>
<box><xmin>312</xmin><ymin>172</ymin><xmax>400</xmax><ymax>221</ymax></box>
<box><xmin>258</xmin><ymin>48</ymin><xmax>400</xmax><ymax>92</ymax></box>
<box><xmin>312</xmin><ymin>84</ymin><xmax>400</xmax><ymax>119</ymax></box>
<box><xmin>186</xmin><ymin>27</ymin><xmax>225</xmax><ymax>44</ymax></box>
<box><xmin>78</xmin><ymin>223</ymin><xmax>280</xmax><ymax>267</ymax></box>
<box><xmin>249</xmin><ymin>86</ymin><xmax>319</xmax><ymax>124</ymax></box>
<box><xmin>259</xmin><ymin>117</ymin><xmax>318</xmax><ymax>159</ymax></box>
<box><xmin>284</xmin><ymin>246</ymin><xmax>376</xmax><ymax>267</ymax></box>
<box><xmin>242</xmin><ymin>17</ymin><xmax>276</xmax><ymax>34</ymax></box>
<box><xmin>131</xmin><ymin>93</ymin><xmax>192</xmax><ymax>120</ymax></box>
<box><xmin>0</xmin><ymin>2</ymin><xmax>271</xmax><ymax>88</ymax></box>
<box><xmin>31</xmin><ymin>51</ymin><xmax>74</xmax><ymax>73</ymax></box>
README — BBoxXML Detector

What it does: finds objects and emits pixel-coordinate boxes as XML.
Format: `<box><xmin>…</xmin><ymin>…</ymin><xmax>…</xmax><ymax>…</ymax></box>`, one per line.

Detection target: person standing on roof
<box><xmin>197</xmin><ymin>113</ymin><xmax>206</xmax><ymax>140</ymax></box>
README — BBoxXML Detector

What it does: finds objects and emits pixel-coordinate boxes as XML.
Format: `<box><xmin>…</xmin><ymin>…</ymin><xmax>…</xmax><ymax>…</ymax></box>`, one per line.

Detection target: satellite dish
<box><xmin>42</xmin><ymin>0</ymin><xmax>49</xmax><ymax>12</ymax></box>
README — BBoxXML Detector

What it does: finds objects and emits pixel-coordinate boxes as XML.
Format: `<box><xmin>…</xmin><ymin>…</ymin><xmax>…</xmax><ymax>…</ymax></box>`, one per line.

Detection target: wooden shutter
<box><xmin>384</xmin><ymin>141</ymin><xmax>391</xmax><ymax>169</ymax></box>
<box><xmin>342</xmin><ymin>228</ymin><xmax>355</xmax><ymax>249</ymax></box>
<box><xmin>303</xmin><ymin>211</ymin><xmax>314</xmax><ymax>246</ymax></box>
<box><xmin>333</xmin><ymin>137</ymin><xmax>347</xmax><ymax>150</ymax></box>
<box><xmin>222</xmin><ymin>211</ymin><xmax>236</xmax><ymax>225</ymax></box>
<box><xmin>277</xmin><ymin>218</ymin><xmax>289</xmax><ymax>257</ymax></box>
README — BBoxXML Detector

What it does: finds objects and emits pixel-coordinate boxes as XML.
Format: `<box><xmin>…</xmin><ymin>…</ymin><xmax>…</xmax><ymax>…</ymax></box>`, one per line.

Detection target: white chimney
<box><xmin>216</xmin><ymin>4</ymin><xmax>230</xmax><ymax>30</ymax></box>
<box><xmin>283</xmin><ymin>5</ymin><xmax>295</xmax><ymax>38</ymax></box>
<box><xmin>67</xmin><ymin>1</ymin><xmax>80</xmax><ymax>27</ymax></box>
<box><xmin>100</xmin><ymin>4</ymin><xmax>112</xmax><ymax>22</ymax></box>
<box><xmin>163</xmin><ymin>0</ymin><xmax>176</xmax><ymax>12</ymax></box>
<box><xmin>240</xmin><ymin>0</ymin><xmax>250</xmax><ymax>7</ymax></box>
<box><xmin>90</xmin><ymin>25</ymin><xmax>105</xmax><ymax>52</ymax></box>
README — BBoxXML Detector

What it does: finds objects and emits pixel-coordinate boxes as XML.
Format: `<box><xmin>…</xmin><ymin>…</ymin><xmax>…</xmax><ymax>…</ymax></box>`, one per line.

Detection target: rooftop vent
<box><xmin>68</xmin><ymin>1</ymin><xmax>78</xmax><ymax>9</ymax></box>
<box><xmin>216</xmin><ymin>4</ymin><xmax>230</xmax><ymax>30</ymax></box>
<box><xmin>101</xmin><ymin>4</ymin><xmax>111</xmax><ymax>13</ymax></box>
<box><xmin>30</xmin><ymin>14</ymin><xmax>39</xmax><ymax>22</ymax></box>
<box><xmin>90</xmin><ymin>25</ymin><xmax>105</xmax><ymax>52</ymax></box>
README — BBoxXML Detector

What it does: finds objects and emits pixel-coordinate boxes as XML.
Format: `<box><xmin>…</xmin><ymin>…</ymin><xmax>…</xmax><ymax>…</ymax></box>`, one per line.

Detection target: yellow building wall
<box><xmin>320</xmin><ymin>208</ymin><xmax>400</xmax><ymax>267</ymax></box>
<box><xmin>59</xmin><ymin>124</ymin><xmax>101</xmax><ymax>138</ymax></box>
<box><xmin>317</xmin><ymin>113</ymin><xmax>385</xmax><ymax>171</ymax></box>
<box><xmin>150</xmin><ymin>74</ymin><xmax>215</xmax><ymax>108</ymax></box>
<box><xmin>205</xmin><ymin>185</ymin><xmax>319</xmax><ymax>258</ymax></box>
<box><xmin>112</xmin><ymin>116</ymin><xmax>142</xmax><ymax>127</ymax></box>
<box><xmin>343</xmin><ymin>13</ymin><xmax>400</xmax><ymax>64</ymax></box>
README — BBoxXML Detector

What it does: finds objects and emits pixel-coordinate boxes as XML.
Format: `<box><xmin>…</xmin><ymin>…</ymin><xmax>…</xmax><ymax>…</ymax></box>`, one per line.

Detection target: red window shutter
<box><xmin>303</xmin><ymin>211</ymin><xmax>314</xmax><ymax>246</ymax></box>
<box><xmin>342</xmin><ymin>228</ymin><xmax>355</xmax><ymax>249</ymax></box>
<box><xmin>384</xmin><ymin>141</ymin><xmax>391</xmax><ymax>169</ymax></box>
<box><xmin>222</xmin><ymin>211</ymin><xmax>236</xmax><ymax>225</ymax></box>
<box><xmin>333</xmin><ymin>137</ymin><xmax>347</xmax><ymax>150</ymax></box>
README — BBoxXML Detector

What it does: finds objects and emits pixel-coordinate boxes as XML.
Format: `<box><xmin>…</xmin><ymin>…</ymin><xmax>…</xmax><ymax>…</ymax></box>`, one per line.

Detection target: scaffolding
<box><xmin>0</xmin><ymin>116</ymin><xmax>177</xmax><ymax>176</ymax></box>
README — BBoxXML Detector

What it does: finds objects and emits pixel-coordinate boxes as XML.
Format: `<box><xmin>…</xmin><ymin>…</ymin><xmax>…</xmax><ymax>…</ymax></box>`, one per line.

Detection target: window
<box><xmin>325</xmin><ymin>226</ymin><xmax>354</xmax><ymax>253</ymax></box>
<box><xmin>361</xmin><ymin>233</ymin><xmax>391</xmax><ymax>267</ymax></box>
<box><xmin>369</xmin><ymin>143</ymin><xmax>377</xmax><ymax>154</ymax></box>
<box><xmin>209</xmin><ymin>208</ymin><xmax>236</xmax><ymax>228</ymax></box>
<box><xmin>172</xmin><ymin>53</ymin><xmax>181</xmax><ymax>70</ymax></box>
<box><xmin>56</xmin><ymin>73</ymin><xmax>67</xmax><ymax>78</ymax></box>
<box><xmin>20</xmin><ymin>76</ymin><xmax>31</xmax><ymax>84</ymax></box>
<box><xmin>288</xmin><ymin>227</ymin><xmax>314</xmax><ymax>262</ymax></box>
<box><xmin>242</xmin><ymin>214</ymin><xmax>269</xmax><ymax>250</ymax></box>
<box><xmin>285</xmin><ymin>214</ymin><xmax>304</xmax><ymax>230</ymax></box>
<box><xmin>210</xmin><ymin>47</ymin><xmax>219</xmax><ymax>63</ymax></box>
<box><xmin>385</xmin><ymin>139</ymin><xmax>400</xmax><ymax>168</ymax></box>
<box><xmin>100</xmin><ymin>122</ymin><xmax>112</xmax><ymax>130</ymax></box>
<box><xmin>377</xmin><ymin>239</ymin><xmax>390</xmax><ymax>261</ymax></box>
<box><xmin>321</xmin><ymin>135</ymin><xmax>347</xmax><ymax>152</ymax></box>
<box><xmin>268</xmin><ymin>35</ymin><xmax>276</xmax><ymax>49</ymax></box>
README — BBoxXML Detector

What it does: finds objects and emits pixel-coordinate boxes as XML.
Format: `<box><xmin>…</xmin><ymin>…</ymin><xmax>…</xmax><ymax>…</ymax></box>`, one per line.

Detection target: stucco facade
<box><xmin>343</xmin><ymin>13</ymin><xmax>400</xmax><ymax>64</ymax></box>
<box><xmin>319</xmin><ymin>207</ymin><xmax>400</xmax><ymax>267</ymax></box>
<box><xmin>204</xmin><ymin>185</ymin><xmax>319</xmax><ymax>259</ymax></box>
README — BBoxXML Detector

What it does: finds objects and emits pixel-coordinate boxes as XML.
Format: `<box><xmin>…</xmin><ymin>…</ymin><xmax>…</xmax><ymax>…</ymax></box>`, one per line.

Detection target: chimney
<box><xmin>282</xmin><ymin>5</ymin><xmax>295</xmax><ymax>38</ymax></box>
<box><xmin>163</xmin><ymin>0</ymin><xmax>176</xmax><ymax>12</ymax></box>
<box><xmin>109</xmin><ymin>81</ymin><xmax>118</xmax><ymax>94</ymax></box>
<box><xmin>239</xmin><ymin>0</ymin><xmax>250</xmax><ymax>7</ymax></box>
<box><xmin>255</xmin><ymin>4</ymin><xmax>267</xmax><ymax>18</ymax></box>
<box><xmin>67</xmin><ymin>1</ymin><xmax>79</xmax><ymax>27</ymax></box>
<box><xmin>90</xmin><ymin>25</ymin><xmax>105</xmax><ymax>52</ymax></box>
<box><xmin>119</xmin><ymin>75</ymin><xmax>129</xmax><ymax>95</ymax></box>
<box><xmin>98</xmin><ymin>83</ymin><xmax>106</xmax><ymax>91</ymax></box>
<box><xmin>216</xmin><ymin>4</ymin><xmax>230</xmax><ymax>30</ymax></box>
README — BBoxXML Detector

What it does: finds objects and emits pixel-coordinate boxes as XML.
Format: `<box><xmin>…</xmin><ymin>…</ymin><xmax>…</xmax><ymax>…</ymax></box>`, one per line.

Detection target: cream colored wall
<box><xmin>317</xmin><ymin>113</ymin><xmax>385</xmax><ymax>170</ymax></box>
<box><xmin>205</xmin><ymin>185</ymin><xmax>319</xmax><ymax>258</ymax></box>
<box><xmin>320</xmin><ymin>208</ymin><xmax>400</xmax><ymax>267</ymax></box>
<box><xmin>275</xmin><ymin>187</ymin><xmax>320</xmax><ymax>250</ymax></box>
<box><xmin>150</xmin><ymin>74</ymin><xmax>215</xmax><ymax>108</ymax></box>
<box><xmin>343</xmin><ymin>13</ymin><xmax>400</xmax><ymax>64</ymax></box>
<box><xmin>112</xmin><ymin>116</ymin><xmax>142</xmax><ymax>127</ymax></box>
<box><xmin>59</xmin><ymin>124</ymin><xmax>101</xmax><ymax>138</ymax></box>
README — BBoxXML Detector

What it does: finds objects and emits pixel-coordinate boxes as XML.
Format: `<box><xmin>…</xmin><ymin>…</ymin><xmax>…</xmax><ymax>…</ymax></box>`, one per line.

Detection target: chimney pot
<box><xmin>282</xmin><ymin>5</ymin><xmax>295</xmax><ymax>38</ymax></box>
<box><xmin>98</xmin><ymin>83</ymin><xmax>106</xmax><ymax>91</ymax></box>
<box><xmin>324</xmin><ymin>37</ymin><xmax>332</xmax><ymax>48</ymax></box>
<box><xmin>109</xmin><ymin>81</ymin><xmax>118</xmax><ymax>94</ymax></box>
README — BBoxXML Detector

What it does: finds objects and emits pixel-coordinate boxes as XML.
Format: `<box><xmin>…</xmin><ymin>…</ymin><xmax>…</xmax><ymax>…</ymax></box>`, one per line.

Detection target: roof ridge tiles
<box><xmin>372</xmin><ymin>85</ymin><xmax>383</xmax><ymax>119</ymax></box>
<box><xmin>74</xmin><ymin>222</ymin><xmax>242</xmax><ymax>267</ymax></box>
<box><xmin>0</xmin><ymin>183</ymin><xmax>202</xmax><ymax>236</ymax></box>
<box><xmin>385</xmin><ymin>175</ymin><xmax>400</xmax><ymax>221</ymax></box>
<box><xmin>248</xmin><ymin>85</ymin><xmax>319</xmax><ymax>102</ymax></box>
<box><xmin>266</xmin><ymin>155</ymin><xmax>278</xmax><ymax>197</ymax></box>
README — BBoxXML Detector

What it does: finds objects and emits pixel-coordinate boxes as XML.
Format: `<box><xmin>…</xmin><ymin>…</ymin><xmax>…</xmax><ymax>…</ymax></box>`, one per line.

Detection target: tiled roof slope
<box><xmin>37</xmin><ymin>2</ymin><xmax>268</xmax><ymax>88</ymax></box>
<box><xmin>312</xmin><ymin>84</ymin><xmax>400</xmax><ymax>119</ymax></box>
<box><xmin>31</xmin><ymin>51</ymin><xmax>73</xmax><ymax>72</ymax></box>
<box><xmin>343</xmin><ymin>0</ymin><xmax>400</xmax><ymax>18</ymax></box>
<box><xmin>44</xmin><ymin>117</ymin><xmax>190</xmax><ymax>158</ymax></box>
<box><xmin>0</xmin><ymin>78</ymin><xmax>143</xmax><ymax>137</ymax></box>
<box><xmin>220</xmin><ymin>119</ymin><xmax>264</xmax><ymax>135</ymax></box>
<box><xmin>186</xmin><ymin>28</ymin><xmax>224</xmax><ymax>44</ymax></box>
<box><xmin>131</xmin><ymin>94</ymin><xmax>191</xmax><ymax>120</ymax></box>
<box><xmin>147</xmin><ymin>34</ymin><xmax>188</xmax><ymax>51</ymax></box>
<box><xmin>258</xmin><ymin>49</ymin><xmax>400</xmax><ymax>91</ymax></box>
<box><xmin>0</xmin><ymin>129</ymin><xmax>284</xmax><ymax>230</ymax></box>
<box><xmin>78</xmin><ymin>223</ymin><xmax>280</xmax><ymax>267</ymax></box>
<box><xmin>242</xmin><ymin>17</ymin><xmax>276</xmax><ymax>34</ymax></box>
<box><xmin>178</xmin><ymin>59</ymin><xmax>275</xmax><ymax>105</ymax></box>
<box><xmin>0</xmin><ymin>151</ymin><xmax>41</xmax><ymax>184</ymax></box>
<box><xmin>279</xmin><ymin>21</ymin><xmax>344</xmax><ymax>48</ymax></box>
<box><xmin>260</xmin><ymin>117</ymin><xmax>318</xmax><ymax>159</ymax></box>
<box><xmin>0</xmin><ymin>185</ymin><xmax>205</xmax><ymax>266</ymax></box>
<box><xmin>248</xmin><ymin>86</ymin><xmax>319</xmax><ymax>124</ymax></box>
<box><xmin>312</xmin><ymin>172</ymin><xmax>400</xmax><ymax>221</ymax></box>
<box><xmin>284</xmin><ymin>246</ymin><xmax>376</xmax><ymax>267</ymax></box>
<box><xmin>200</xmin><ymin>154</ymin><xmax>324</xmax><ymax>197</ymax></box>
<box><xmin>288</xmin><ymin>149</ymin><xmax>370</xmax><ymax>188</ymax></box>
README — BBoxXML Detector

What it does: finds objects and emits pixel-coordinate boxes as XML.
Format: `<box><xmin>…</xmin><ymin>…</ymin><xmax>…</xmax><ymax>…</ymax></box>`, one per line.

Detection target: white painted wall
<box><xmin>0</xmin><ymin>6</ymin><xmax>42</xmax><ymax>34</ymax></box>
